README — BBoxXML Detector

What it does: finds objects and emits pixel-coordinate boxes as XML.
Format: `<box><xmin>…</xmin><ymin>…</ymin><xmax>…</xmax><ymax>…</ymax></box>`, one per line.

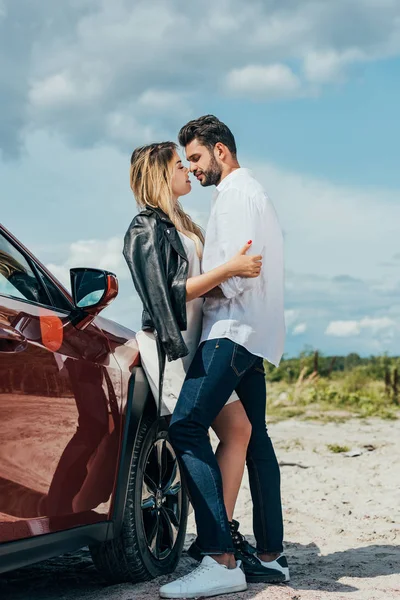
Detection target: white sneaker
<box><xmin>257</xmin><ymin>553</ymin><xmax>290</xmax><ymax>582</ymax></box>
<box><xmin>159</xmin><ymin>555</ymin><xmax>247</xmax><ymax>599</ymax></box>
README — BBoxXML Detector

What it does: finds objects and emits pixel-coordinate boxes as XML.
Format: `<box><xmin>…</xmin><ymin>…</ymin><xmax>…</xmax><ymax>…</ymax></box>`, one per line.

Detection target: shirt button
<box><xmin>166</xmin><ymin>229</ymin><xmax>170</xmax><ymax>234</ymax></box>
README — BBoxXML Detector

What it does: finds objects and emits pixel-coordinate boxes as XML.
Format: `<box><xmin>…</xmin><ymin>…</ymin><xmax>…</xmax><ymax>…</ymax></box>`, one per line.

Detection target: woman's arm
<box><xmin>185</xmin><ymin>242</ymin><xmax>262</xmax><ymax>302</ymax></box>
<box><xmin>186</xmin><ymin>263</ymin><xmax>234</xmax><ymax>302</ymax></box>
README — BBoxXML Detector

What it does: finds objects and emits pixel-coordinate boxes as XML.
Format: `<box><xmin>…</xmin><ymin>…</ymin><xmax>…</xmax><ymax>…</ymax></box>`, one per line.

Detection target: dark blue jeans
<box><xmin>169</xmin><ymin>338</ymin><xmax>283</xmax><ymax>555</ymax></box>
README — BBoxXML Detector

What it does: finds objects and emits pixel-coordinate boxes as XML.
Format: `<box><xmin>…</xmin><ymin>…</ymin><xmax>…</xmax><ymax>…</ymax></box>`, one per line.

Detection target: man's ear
<box><xmin>214</xmin><ymin>142</ymin><xmax>226</xmax><ymax>160</ymax></box>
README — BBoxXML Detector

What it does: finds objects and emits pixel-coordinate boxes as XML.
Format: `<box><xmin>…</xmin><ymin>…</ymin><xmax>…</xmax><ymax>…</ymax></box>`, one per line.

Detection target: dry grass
<box><xmin>267</xmin><ymin>367</ymin><xmax>400</xmax><ymax>422</ymax></box>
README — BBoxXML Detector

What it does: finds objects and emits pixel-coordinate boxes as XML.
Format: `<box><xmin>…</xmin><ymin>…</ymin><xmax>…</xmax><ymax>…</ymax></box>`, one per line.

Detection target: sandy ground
<box><xmin>1</xmin><ymin>417</ymin><xmax>399</xmax><ymax>600</ymax></box>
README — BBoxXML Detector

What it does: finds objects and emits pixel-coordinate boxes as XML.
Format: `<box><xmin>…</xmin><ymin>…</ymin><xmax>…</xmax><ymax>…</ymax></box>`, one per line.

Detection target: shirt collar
<box><xmin>215</xmin><ymin>167</ymin><xmax>251</xmax><ymax>195</ymax></box>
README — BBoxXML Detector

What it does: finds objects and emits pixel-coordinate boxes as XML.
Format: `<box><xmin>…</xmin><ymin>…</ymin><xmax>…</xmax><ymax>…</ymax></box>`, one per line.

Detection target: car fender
<box><xmin>109</xmin><ymin>366</ymin><xmax>157</xmax><ymax>536</ymax></box>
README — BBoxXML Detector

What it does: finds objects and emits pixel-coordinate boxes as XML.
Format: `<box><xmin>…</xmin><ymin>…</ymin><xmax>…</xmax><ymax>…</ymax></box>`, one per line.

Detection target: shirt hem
<box><xmin>200</xmin><ymin>332</ymin><xmax>282</xmax><ymax>366</ymax></box>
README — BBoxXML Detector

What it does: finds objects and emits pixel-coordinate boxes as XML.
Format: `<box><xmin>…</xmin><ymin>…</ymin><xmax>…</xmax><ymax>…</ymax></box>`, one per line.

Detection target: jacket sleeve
<box><xmin>123</xmin><ymin>214</ymin><xmax>189</xmax><ymax>362</ymax></box>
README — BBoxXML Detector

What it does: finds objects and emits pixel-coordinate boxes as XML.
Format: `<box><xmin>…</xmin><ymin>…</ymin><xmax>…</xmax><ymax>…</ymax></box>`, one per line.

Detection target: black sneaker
<box><xmin>186</xmin><ymin>519</ymin><xmax>257</xmax><ymax>562</ymax></box>
<box><xmin>230</xmin><ymin>520</ymin><xmax>288</xmax><ymax>583</ymax></box>
<box><xmin>245</xmin><ymin>553</ymin><xmax>289</xmax><ymax>583</ymax></box>
<box><xmin>187</xmin><ymin>520</ymin><xmax>287</xmax><ymax>584</ymax></box>
<box><xmin>229</xmin><ymin>519</ymin><xmax>257</xmax><ymax>555</ymax></box>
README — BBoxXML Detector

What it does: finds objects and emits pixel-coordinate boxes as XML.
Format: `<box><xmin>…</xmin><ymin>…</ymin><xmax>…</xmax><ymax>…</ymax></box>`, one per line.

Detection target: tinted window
<box><xmin>36</xmin><ymin>266</ymin><xmax>72</xmax><ymax>312</ymax></box>
<box><xmin>0</xmin><ymin>233</ymin><xmax>50</xmax><ymax>305</ymax></box>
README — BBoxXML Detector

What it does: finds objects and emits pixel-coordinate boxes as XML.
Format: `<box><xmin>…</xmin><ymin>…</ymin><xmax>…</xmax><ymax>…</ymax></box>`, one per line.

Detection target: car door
<box><xmin>0</xmin><ymin>229</ymin><xmax>123</xmax><ymax>543</ymax></box>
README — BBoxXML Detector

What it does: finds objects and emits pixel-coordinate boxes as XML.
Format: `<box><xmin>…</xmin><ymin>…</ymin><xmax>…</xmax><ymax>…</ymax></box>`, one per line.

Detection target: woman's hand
<box><xmin>227</xmin><ymin>241</ymin><xmax>262</xmax><ymax>278</ymax></box>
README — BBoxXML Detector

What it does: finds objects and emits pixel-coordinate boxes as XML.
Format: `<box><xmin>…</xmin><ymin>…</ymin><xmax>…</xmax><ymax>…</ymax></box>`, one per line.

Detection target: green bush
<box><xmin>266</xmin><ymin>356</ymin><xmax>399</xmax><ymax>421</ymax></box>
<box><xmin>265</xmin><ymin>351</ymin><xmax>400</xmax><ymax>383</ymax></box>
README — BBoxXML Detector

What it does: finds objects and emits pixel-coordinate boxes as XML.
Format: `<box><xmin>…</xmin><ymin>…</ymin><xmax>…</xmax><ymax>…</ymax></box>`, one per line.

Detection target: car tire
<box><xmin>90</xmin><ymin>414</ymin><xmax>188</xmax><ymax>583</ymax></box>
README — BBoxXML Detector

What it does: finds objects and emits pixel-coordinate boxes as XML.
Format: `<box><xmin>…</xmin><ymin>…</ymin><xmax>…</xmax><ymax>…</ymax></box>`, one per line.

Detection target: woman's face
<box><xmin>170</xmin><ymin>151</ymin><xmax>191</xmax><ymax>199</ymax></box>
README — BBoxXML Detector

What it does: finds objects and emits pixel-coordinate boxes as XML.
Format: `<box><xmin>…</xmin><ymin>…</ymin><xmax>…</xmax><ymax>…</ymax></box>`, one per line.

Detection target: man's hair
<box><xmin>178</xmin><ymin>115</ymin><xmax>237</xmax><ymax>158</ymax></box>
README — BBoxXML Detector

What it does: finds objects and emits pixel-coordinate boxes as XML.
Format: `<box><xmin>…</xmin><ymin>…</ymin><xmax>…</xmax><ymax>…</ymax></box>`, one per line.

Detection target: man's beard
<box><xmin>200</xmin><ymin>155</ymin><xmax>222</xmax><ymax>187</ymax></box>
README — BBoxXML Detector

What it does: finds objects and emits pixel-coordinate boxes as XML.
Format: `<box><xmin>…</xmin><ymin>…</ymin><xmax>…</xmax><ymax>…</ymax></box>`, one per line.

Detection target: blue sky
<box><xmin>1</xmin><ymin>0</ymin><xmax>400</xmax><ymax>358</ymax></box>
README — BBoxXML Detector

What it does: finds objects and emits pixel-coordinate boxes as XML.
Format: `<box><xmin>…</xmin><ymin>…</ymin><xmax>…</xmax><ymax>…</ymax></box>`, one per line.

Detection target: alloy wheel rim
<box><xmin>141</xmin><ymin>437</ymin><xmax>182</xmax><ymax>560</ymax></box>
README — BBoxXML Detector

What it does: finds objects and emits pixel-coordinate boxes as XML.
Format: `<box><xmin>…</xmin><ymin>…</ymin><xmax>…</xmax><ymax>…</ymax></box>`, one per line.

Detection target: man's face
<box><xmin>185</xmin><ymin>139</ymin><xmax>222</xmax><ymax>187</ymax></box>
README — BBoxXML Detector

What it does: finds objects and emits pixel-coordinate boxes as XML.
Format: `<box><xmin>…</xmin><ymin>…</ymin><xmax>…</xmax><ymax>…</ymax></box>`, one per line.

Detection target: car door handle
<box><xmin>0</xmin><ymin>323</ymin><xmax>28</xmax><ymax>353</ymax></box>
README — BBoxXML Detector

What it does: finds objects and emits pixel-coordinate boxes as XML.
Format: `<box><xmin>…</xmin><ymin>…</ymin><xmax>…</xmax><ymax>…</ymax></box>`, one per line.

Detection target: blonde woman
<box><xmin>123</xmin><ymin>141</ymin><xmax>261</xmax><ymax>557</ymax></box>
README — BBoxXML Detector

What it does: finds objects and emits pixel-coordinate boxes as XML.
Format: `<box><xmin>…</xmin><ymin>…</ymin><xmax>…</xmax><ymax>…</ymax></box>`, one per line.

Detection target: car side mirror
<box><xmin>70</xmin><ymin>268</ymin><xmax>118</xmax><ymax>328</ymax></box>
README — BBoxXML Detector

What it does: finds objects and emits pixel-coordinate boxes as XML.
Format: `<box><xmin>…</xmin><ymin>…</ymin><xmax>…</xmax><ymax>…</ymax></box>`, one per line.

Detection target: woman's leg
<box><xmin>211</xmin><ymin>400</ymin><xmax>252</xmax><ymax>521</ymax></box>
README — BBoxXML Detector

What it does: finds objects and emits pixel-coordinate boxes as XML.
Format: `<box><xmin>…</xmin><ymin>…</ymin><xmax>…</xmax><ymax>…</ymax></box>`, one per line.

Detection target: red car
<box><xmin>0</xmin><ymin>223</ymin><xmax>188</xmax><ymax>582</ymax></box>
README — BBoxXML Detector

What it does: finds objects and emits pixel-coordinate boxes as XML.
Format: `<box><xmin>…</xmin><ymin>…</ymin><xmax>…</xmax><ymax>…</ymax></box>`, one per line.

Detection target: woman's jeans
<box><xmin>169</xmin><ymin>338</ymin><xmax>284</xmax><ymax>555</ymax></box>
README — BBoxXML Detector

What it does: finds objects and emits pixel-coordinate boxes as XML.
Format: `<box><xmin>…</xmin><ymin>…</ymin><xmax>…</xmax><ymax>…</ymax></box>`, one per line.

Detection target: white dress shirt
<box><xmin>200</xmin><ymin>168</ymin><xmax>285</xmax><ymax>366</ymax></box>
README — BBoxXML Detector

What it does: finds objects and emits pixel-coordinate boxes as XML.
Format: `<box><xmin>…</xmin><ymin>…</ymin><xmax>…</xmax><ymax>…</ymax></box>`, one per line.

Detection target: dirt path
<box><xmin>1</xmin><ymin>418</ymin><xmax>399</xmax><ymax>600</ymax></box>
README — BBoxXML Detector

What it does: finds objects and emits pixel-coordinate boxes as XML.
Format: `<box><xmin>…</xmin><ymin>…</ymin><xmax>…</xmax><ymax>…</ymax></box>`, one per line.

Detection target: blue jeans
<box><xmin>169</xmin><ymin>338</ymin><xmax>284</xmax><ymax>554</ymax></box>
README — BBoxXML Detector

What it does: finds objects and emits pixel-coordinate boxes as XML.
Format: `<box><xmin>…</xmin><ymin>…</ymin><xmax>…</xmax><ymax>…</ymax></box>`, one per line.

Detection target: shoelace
<box><xmin>230</xmin><ymin>529</ymin><xmax>247</xmax><ymax>548</ymax></box>
<box><xmin>230</xmin><ymin>529</ymin><xmax>260</xmax><ymax>564</ymax></box>
<box><xmin>179</xmin><ymin>563</ymin><xmax>216</xmax><ymax>583</ymax></box>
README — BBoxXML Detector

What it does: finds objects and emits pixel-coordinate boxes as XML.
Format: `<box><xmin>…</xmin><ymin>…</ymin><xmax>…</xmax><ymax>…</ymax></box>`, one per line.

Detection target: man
<box><xmin>160</xmin><ymin>115</ymin><xmax>288</xmax><ymax>599</ymax></box>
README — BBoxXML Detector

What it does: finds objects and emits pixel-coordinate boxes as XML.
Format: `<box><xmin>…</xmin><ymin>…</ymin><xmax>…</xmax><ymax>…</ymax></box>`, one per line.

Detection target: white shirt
<box><xmin>200</xmin><ymin>168</ymin><xmax>285</xmax><ymax>367</ymax></box>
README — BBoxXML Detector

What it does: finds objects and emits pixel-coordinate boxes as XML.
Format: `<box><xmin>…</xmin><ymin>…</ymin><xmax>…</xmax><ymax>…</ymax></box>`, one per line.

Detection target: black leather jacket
<box><xmin>123</xmin><ymin>206</ymin><xmax>190</xmax><ymax>362</ymax></box>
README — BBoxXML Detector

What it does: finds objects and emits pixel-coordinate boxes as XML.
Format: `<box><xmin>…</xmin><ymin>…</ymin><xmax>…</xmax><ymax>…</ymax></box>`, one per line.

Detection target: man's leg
<box><xmin>235</xmin><ymin>357</ymin><xmax>289</xmax><ymax>583</ymax></box>
<box><xmin>236</xmin><ymin>358</ymin><xmax>284</xmax><ymax>553</ymax></box>
<box><xmin>168</xmin><ymin>338</ymin><xmax>257</xmax><ymax>561</ymax></box>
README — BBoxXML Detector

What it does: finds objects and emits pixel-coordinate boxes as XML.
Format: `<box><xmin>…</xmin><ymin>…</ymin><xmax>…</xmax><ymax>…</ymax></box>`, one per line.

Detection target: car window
<box><xmin>36</xmin><ymin>266</ymin><xmax>72</xmax><ymax>312</ymax></box>
<box><xmin>0</xmin><ymin>233</ymin><xmax>50</xmax><ymax>306</ymax></box>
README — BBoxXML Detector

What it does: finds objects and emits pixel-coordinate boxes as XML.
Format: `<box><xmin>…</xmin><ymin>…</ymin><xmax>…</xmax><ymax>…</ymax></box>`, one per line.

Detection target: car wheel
<box><xmin>90</xmin><ymin>414</ymin><xmax>188</xmax><ymax>583</ymax></box>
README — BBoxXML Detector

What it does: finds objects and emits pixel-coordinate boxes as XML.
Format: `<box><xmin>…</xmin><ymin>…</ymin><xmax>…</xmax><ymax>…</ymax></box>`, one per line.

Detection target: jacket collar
<box><xmin>142</xmin><ymin>206</ymin><xmax>188</xmax><ymax>262</ymax></box>
<box><xmin>145</xmin><ymin>205</ymin><xmax>173</xmax><ymax>225</ymax></box>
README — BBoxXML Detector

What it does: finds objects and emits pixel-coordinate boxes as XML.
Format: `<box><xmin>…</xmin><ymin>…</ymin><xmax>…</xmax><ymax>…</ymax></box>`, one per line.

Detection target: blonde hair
<box><xmin>130</xmin><ymin>142</ymin><xmax>205</xmax><ymax>258</ymax></box>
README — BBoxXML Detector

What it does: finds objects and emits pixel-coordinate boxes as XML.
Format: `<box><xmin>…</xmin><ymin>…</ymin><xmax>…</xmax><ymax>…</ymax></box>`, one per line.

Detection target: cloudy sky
<box><xmin>1</xmin><ymin>0</ymin><xmax>400</xmax><ymax>358</ymax></box>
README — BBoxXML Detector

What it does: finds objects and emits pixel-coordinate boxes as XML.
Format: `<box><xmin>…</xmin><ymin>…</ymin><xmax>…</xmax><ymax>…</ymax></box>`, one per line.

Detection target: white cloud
<box><xmin>2</xmin><ymin>0</ymin><xmax>400</xmax><ymax>153</ymax></box>
<box><xmin>293</xmin><ymin>322</ymin><xmax>307</xmax><ymax>335</ymax></box>
<box><xmin>325</xmin><ymin>316</ymin><xmax>396</xmax><ymax>337</ymax></box>
<box><xmin>137</xmin><ymin>89</ymin><xmax>191</xmax><ymax>116</ymax></box>
<box><xmin>30</xmin><ymin>73</ymin><xmax>87</xmax><ymax>109</ymax></box>
<box><xmin>285</xmin><ymin>309</ymin><xmax>300</xmax><ymax>327</ymax></box>
<box><xmin>104</xmin><ymin>110</ymin><xmax>160</xmax><ymax>145</ymax></box>
<box><xmin>251</xmin><ymin>160</ymin><xmax>400</xmax><ymax>280</ymax></box>
<box><xmin>325</xmin><ymin>320</ymin><xmax>361</xmax><ymax>337</ymax></box>
<box><xmin>226</xmin><ymin>64</ymin><xmax>301</xmax><ymax>99</ymax></box>
<box><xmin>283</xmin><ymin>263</ymin><xmax>400</xmax><ymax>355</ymax></box>
<box><xmin>46</xmin><ymin>264</ymin><xmax>71</xmax><ymax>290</ymax></box>
<box><xmin>46</xmin><ymin>237</ymin><xmax>130</xmax><ymax>290</ymax></box>
<box><xmin>359</xmin><ymin>316</ymin><xmax>397</xmax><ymax>334</ymax></box>
<box><xmin>303</xmin><ymin>48</ymin><xmax>366</xmax><ymax>83</ymax></box>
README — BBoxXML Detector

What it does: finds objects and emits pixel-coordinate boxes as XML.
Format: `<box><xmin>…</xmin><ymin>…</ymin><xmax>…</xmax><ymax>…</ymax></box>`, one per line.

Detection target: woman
<box><xmin>123</xmin><ymin>141</ymin><xmax>261</xmax><ymax>548</ymax></box>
